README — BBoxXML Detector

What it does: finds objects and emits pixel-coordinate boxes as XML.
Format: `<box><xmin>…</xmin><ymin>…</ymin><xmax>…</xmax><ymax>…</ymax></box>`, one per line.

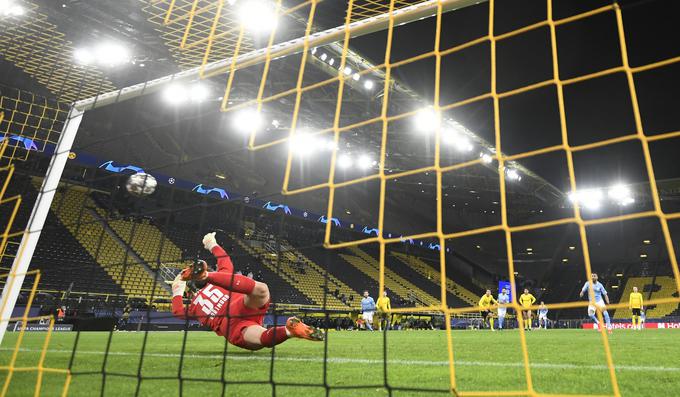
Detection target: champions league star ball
<box><xmin>126</xmin><ymin>173</ymin><xmax>157</xmax><ymax>196</ymax></box>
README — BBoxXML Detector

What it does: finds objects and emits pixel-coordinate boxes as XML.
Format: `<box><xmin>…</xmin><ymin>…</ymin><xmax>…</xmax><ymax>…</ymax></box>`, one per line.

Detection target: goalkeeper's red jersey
<box><xmin>171</xmin><ymin>246</ymin><xmax>243</xmax><ymax>337</ymax></box>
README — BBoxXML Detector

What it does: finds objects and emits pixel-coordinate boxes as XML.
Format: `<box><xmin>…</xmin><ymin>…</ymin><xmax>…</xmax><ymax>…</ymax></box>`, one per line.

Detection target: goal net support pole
<box><xmin>0</xmin><ymin>0</ymin><xmax>484</xmax><ymax>345</ymax></box>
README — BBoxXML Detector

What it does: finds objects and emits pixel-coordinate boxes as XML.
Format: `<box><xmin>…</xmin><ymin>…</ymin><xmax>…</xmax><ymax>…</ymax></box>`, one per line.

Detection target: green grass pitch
<box><xmin>0</xmin><ymin>329</ymin><xmax>678</xmax><ymax>396</ymax></box>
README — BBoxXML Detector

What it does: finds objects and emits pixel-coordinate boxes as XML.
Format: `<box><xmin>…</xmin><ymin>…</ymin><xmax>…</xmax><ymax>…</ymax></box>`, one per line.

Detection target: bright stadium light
<box><xmin>358</xmin><ymin>154</ymin><xmax>372</xmax><ymax>170</ymax></box>
<box><xmin>363</xmin><ymin>80</ymin><xmax>374</xmax><ymax>90</ymax></box>
<box><xmin>329</xmin><ymin>58</ymin><xmax>335</xmax><ymax>66</ymax></box>
<box><xmin>320</xmin><ymin>53</ymin><xmax>328</xmax><ymax>61</ymax></box>
<box><xmin>96</xmin><ymin>43</ymin><xmax>130</xmax><ymax>67</ymax></box>
<box><xmin>480</xmin><ymin>152</ymin><xmax>493</xmax><ymax>164</ymax></box>
<box><xmin>337</xmin><ymin>154</ymin><xmax>352</xmax><ymax>169</ymax></box>
<box><xmin>442</xmin><ymin>127</ymin><xmax>473</xmax><ymax>152</ymax></box>
<box><xmin>73</xmin><ymin>48</ymin><xmax>94</xmax><ymax>65</ymax></box>
<box><xmin>343</xmin><ymin>67</ymin><xmax>352</xmax><ymax>76</ymax></box>
<box><xmin>569</xmin><ymin>188</ymin><xmax>603</xmax><ymax>210</ymax></box>
<box><xmin>74</xmin><ymin>43</ymin><xmax>130</xmax><ymax>67</ymax></box>
<box><xmin>608</xmin><ymin>184</ymin><xmax>635</xmax><ymax>206</ymax></box>
<box><xmin>414</xmin><ymin>108</ymin><xmax>440</xmax><ymax>133</ymax></box>
<box><xmin>352</xmin><ymin>73</ymin><xmax>361</xmax><ymax>81</ymax></box>
<box><xmin>232</xmin><ymin>108</ymin><xmax>264</xmax><ymax>134</ymax></box>
<box><xmin>506</xmin><ymin>168</ymin><xmax>521</xmax><ymax>181</ymax></box>
<box><xmin>237</xmin><ymin>0</ymin><xmax>278</xmax><ymax>34</ymax></box>
<box><xmin>0</xmin><ymin>1</ymin><xmax>24</xmax><ymax>17</ymax></box>
<box><xmin>163</xmin><ymin>84</ymin><xmax>188</xmax><ymax>105</ymax></box>
<box><xmin>188</xmin><ymin>84</ymin><xmax>209</xmax><ymax>103</ymax></box>
<box><xmin>289</xmin><ymin>133</ymin><xmax>315</xmax><ymax>156</ymax></box>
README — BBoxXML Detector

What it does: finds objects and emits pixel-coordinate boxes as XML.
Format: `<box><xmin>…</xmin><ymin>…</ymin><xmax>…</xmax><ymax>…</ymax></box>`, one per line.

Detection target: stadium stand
<box><xmin>341</xmin><ymin>246</ymin><xmax>440</xmax><ymax>307</ymax></box>
<box><xmin>43</xmin><ymin>181</ymin><xmax>171</xmax><ymax>302</ymax></box>
<box><xmin>647</xmin><ymin>276</ymin><xmax>679</xmax><ymax>318</ymax></box>
<box><xmin>391</xmin><ymin>252</ymin><xmax>477</xmax><ymax>307</ymax></box>
<box><xmin>0</xmin><ymin>179</ymin><xmax>123</xmax><ymax>295</ymax></box>
<box><xmin>232</xmin><ymin>232</ymin><xmax>357</xmax><ymax>310</ymax></box>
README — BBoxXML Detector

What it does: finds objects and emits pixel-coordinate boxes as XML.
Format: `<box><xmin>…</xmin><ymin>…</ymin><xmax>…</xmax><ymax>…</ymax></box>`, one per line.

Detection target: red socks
<box><xmin>206</xmin><ymin>272</ymin><xmax>256</xmax><ymax>295</ymax></box>
<box><xmin>259</xmin><ymin>326</ymin><xmax>289</xmax><ymax>347</ymax></box>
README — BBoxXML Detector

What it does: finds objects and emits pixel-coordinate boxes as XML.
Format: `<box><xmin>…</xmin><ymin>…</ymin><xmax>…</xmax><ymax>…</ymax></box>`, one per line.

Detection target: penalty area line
<box><xmin>1</xmin><ymin>348</ymin><xmax>680</xmax><ymax>373</ymax></box>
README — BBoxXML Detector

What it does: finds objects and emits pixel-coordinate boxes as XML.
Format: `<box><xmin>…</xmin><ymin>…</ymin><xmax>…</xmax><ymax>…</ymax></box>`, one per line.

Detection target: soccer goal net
<box><xmin>1</xmin><ymin>0</ymin><xmax>680</xmax><ymax>396</ymax></box>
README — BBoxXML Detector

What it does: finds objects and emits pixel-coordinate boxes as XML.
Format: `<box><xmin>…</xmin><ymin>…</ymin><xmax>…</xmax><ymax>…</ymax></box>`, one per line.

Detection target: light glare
<box><xmin>337</xmin><ymin>154</ymin><xmax>352</xmax><ymax>169</ymax></box>
<box><xmin>569</xmin><ymin>189</ymin><xmax>603</xmax><ymax>210</ymax></box>
<box><xmin>414</xmin><ymin>108</ymin><xmax>441</xmax><ymax>132</ymax></box>
<box><xmin>189</xmin><ymin>84</ymin><xmax>209</xmax><ymax>102</ymax></box>
<box><xmin>237</xmin><ymin>0</ymin><xmax>278</xmax><ymax>34</ymax></box>
<box><xmin>163</xmin><ymin>85</ymin><xmax>187</xmax><ymax>105</ymax></box>
<box><xmin>358</xmin><ymin>155</ymin><xmax>372</xmax><ymax>170</ymax></box>
<box><xmin>608</xmin><ymin>184</ymin><xmax>635</xmax><ymax>205</ymax></box>
<box><xmin>233</xmin><ymin>108</ymin><xmax>264</xmax><ymax>134</ymax></box>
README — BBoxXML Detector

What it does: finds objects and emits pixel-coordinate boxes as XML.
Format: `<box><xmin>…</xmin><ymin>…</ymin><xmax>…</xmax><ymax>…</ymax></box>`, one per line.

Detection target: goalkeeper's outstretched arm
<box><xmin>171</xmin><ymin>275</ymin><xmax>189</xmax><ymax>319</ymax></box>
<box><xmin>202</xmin><ymin>232</ymin><xmax>234</xmax><ymax>274</ymax></box>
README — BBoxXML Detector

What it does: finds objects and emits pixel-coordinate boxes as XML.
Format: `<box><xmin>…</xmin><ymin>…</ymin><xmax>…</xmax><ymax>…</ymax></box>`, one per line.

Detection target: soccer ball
<box><xmin>126</xmin><ymin>173</ymin><xmax>157</xmax><ymax>196</ymax></box>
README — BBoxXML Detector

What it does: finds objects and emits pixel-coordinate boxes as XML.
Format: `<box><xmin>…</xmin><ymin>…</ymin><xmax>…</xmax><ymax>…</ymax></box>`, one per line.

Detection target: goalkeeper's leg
<box><xmin>241</xmin><ymin>318</ymin><xmax>324</xmax><ymax>349</ymax></box>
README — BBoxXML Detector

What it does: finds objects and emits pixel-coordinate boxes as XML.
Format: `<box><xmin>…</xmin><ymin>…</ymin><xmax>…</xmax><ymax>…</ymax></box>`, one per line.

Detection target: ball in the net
<box><xmin>126</xmin><ymin>173</ymin><xmax>157</xmax><ymax>196</ymax></box>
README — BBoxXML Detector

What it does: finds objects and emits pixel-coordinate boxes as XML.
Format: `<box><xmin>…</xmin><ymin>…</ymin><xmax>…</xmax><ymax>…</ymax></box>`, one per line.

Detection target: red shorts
<box><xmin>220</xmin><ymin>294</ymin><xmax>270</xmax><ymax>348</ymax></box>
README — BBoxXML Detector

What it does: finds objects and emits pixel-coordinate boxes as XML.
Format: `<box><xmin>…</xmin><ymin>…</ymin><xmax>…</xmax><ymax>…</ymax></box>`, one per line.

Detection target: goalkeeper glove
<box><xmin>172</xmin><ymin>274</ymin><xmax>187</xmax><ymax>297</ymax></box>
<box><xmin>202</xmin><ymin>232</ymin><xmax>218</xmax><ymax>251</ymax></box>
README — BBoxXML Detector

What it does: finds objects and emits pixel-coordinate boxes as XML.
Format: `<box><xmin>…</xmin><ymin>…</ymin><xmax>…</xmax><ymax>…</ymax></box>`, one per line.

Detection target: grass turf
<box><xmin>0</xmin><ymin>328</ymin><xmax>678</xmax><ymax>396</ymax></box>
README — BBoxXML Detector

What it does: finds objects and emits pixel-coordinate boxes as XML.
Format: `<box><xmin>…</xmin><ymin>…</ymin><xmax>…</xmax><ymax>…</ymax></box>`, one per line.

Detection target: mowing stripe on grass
<box><xmin>2</xmin><ymin>348</ymin><xmax>679</xmax><ymax>373</ymax></box>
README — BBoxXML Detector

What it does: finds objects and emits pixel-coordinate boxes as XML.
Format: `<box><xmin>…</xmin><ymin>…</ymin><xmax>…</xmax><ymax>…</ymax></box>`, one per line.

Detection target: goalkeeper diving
<box><xmin>172</xmin><ymin>232</ymin><xmax>324</xmax><ymax>350</ymax></box>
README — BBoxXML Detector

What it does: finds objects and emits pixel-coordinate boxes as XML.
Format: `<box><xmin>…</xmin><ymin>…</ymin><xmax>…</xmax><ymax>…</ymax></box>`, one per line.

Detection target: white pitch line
<box><xmin>2</xmin><ymin>348</ymin><xmax>679</xmax><ymax>373</ymax></box>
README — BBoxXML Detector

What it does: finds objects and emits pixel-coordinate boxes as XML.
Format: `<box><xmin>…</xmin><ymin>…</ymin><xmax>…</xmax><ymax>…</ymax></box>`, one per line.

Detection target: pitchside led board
<box><xmin>498</xmin><ymin>281</ymin><xmax>512</xmax><ymax>302</ymax></box>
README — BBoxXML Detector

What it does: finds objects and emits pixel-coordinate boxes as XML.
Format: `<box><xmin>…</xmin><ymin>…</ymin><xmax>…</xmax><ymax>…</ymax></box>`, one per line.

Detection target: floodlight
<box><xmin>505</xmin><ymin>168</ymin><xmax>521</xmax><ymax>181</ymax></box>
<box><xmin>163</xmin><ymin>84</ymin><xmax>188</xmax><ymax>105</ymax></box>
<box><xmin>95</xmin><ymin>43</ymin><xmax>130</xmax><ymax>67</ymax></box>
<box><xmin>289</xmin><ymin>133</ymin><xmax>315</xmax><ymax>156</ymax></box>
<box><xmin>0</xmin><ymin>1</ymin><xmax>24</xmax><ymax>16</ymax></box>
<box><xmin>329</xmin><ymin>58</ymin><xmax>335</xmax><ymax>66</ymax></box>
<box><xmin>414</xmin><ymin>108</ymin><xmax>440</xmax><ymax>133</ymax></box>
<box><xmin>74</xmin><ymin>48</ymin><xmax>93</xmax><ymax>65</ymax></box>
<box><xmin>189</xmin><ymin>84</ymin><xmax>209</xmax><ymax>102</ymax></box>
<box><xmin>569</xmin><ymin>188</ymin><xmax>603</xmax><ymax>210</ymax></box>
<box><xmin>343</xmin><ymin>67</ymin><xmax>352</xmax><ymax>76</ymax></box>
<box><xmin>237</xmin><ymin>0</ymin><xmax>278</xmax><ymax>34</ymax></box>
<box><xmin>480</xmin><ymin>152</ymin><xmax>493</xmax><ymax>164</ymax></box>
<box><xmin>357</xmin><ymin>155</ymin><xmax>372</xmax><ymax>170</ymax></box>
<box><xmin>337</xmin><ymin>154</ymin><xmax>352</xmax><ymax>169</ymax></box>
<box><xmin>363</xmin><ymin>80</ymin><xmax>375</xmax><ymax>90</ymax></box>
<box><xmin>233</xmin><ymin>108</ymin><xmax>264</xmax><ymax>134</ymax></box>
<box><xmin>352</xmin><ymin>73</ymin><xmax>360</xmax><ymax>81</ymax></box>
<box><xmin>608</xmin><ymin>184</ymin><xmax>635</xmax><ymax>205</ymax></box>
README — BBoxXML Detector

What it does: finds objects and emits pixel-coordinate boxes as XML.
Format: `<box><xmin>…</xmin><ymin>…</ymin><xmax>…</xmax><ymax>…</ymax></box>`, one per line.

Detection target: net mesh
<box><xmin>0</xmin><ymin>0</ymin><xmax>679</xmax><ymax>396</ymax></box>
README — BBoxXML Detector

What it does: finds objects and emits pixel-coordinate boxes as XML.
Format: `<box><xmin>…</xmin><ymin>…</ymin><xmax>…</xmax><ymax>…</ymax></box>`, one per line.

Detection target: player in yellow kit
<box><xmin>629</xmin><ymin>286</ymin><xmax>644</xmax><ymax>331</ymax></box>
<box><xmin>479</xmin><ymin>289</ymin><xmax>498</xmax><ymax>330</ymax></box>
<box><xmin>376</xmin><ymin>291</ymin><xmax>391</xmax><ymax>331</ymax></box>
<box><xmin>519</xmin><ymin>288</ymin><xmax>536</xmax><ymax>331</ymax></box>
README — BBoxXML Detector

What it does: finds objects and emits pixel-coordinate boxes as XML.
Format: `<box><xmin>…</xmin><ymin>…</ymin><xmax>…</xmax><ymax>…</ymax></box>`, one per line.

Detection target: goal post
<box><xmin>0</xmin><ymin>107</ymin><xmax>83</xmax><ymax>346</ymax></box>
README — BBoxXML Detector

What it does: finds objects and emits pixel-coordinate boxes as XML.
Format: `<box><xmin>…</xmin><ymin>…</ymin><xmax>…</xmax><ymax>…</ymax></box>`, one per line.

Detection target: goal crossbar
<box><xmin>74</xmin><ymin>0</ymin><xmax>485</xmax><ymax>111</ymax></box>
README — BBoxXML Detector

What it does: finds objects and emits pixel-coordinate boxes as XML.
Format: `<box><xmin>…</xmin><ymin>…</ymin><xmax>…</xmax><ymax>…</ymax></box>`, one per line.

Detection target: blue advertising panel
<box><xmin>498</xmin><ymin>280</ymin><xmax>512</xmax><ymax>302</ymax></box>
